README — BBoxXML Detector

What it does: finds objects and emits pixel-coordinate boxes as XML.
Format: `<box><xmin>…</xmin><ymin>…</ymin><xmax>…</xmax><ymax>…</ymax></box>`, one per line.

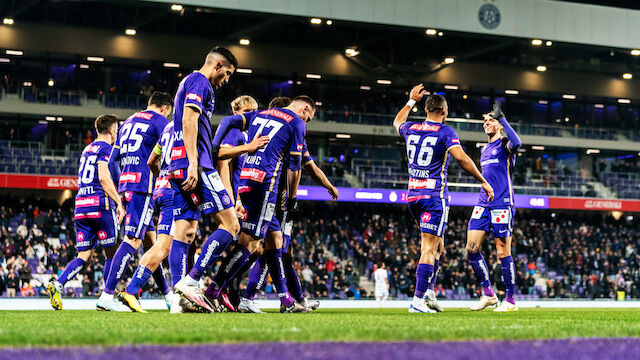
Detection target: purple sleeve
<box><xmin>498</xmin><ymin>116</ymin><xmax>522</xmax><ymax>152</ymax></box>
<box><xmin>302</xmin><ymin>141</ymin><xmax>313</xmax><ymax>164</ymax></box>
<box><xmin>444</xmin><ymin>127</ymin><xmax>461</xmax><ymax>150</ymax></box>
<box><xmin>184</xmin><ymin>77</ymin><xmax>208</xmax><ymax>112</ymax></box>
<box><xmin>288</xmin><ymin>119</ymin><xmax>305</xmax><ymax>171</ymax></box>
<box><xmin>98</xmin><ymin>145</ymin><xmax>112</xmax><ymax>163</ymax></box>
<box><xmin>212</xmin><ymin>112</ymin><xmax>254</xmax><ymax>147</ymax></box>
<box><xmin>221</xmin><ymin>129</ymin><xmax>242</xmax><ymax>148</ymax></box>
<box><xmin>398</xmin><ymin>122</ymin><xmax>410</xmax><ymax>138</ymax></box>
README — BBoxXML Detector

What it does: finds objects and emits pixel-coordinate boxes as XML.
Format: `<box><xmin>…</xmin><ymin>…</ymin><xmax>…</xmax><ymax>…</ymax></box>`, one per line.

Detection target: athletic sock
<box><xmin>168</xmin><ymin>240</ymin><xmax>190</xmax><ymax>287</ymax></box>
<box><xmin>58</xmin><ymin>258</ymin><xmax>86</xmax><ymax>286</ymax></box>
<box><xmin>188</xmin><ymin>229</ymin><xmax>234</xmax><ymax>281</ymax></box>
<box><xmin>204</xmin><ymin>245</ymin><xmax>251</xmax><ymax>299</ymax></box>
<box><xmin>244</xmin><ymin>255</ymin><xmax>267</xmax><ymax>300</ymax></box>
<box><xmin>427</xmin><ymin>259</ymin><xmax>439</xmax><ymax>291</ymax></box>
<box><xmin>126</xmin><ymin>265</ymin><xmax>153</xmax><ymax>295</ymax></box>
<box><xmin>283</xmin><ymin>252</ymin><xmax>305</xmax><ymax>303</ymax></box>
<box><xmin>264</xmin><ymin>249</ymin><xmax>294</xmax><ymax>307</ymax></box>
<box><xmin>104</xmin><ymin>242</ymin><xmax>135</xmax><ymax>295</ymax></box>
<box><xmin>469</xmin><ymin>251</ymin><xmax>495</xmax><ymax>297</ymax></box>
<box><xmin>500</xmin><ymin>255</ymin><xmax>516</xmax><ymax>304</ymax></box>
<box><xmin>103</xmin><ymin>258</ymin><xmax>112</xmax><ymax>286</ymax></box>
<box><xmin>414</xmin><ymin>263</ymin><xmax>433</xmax><ymax>300</ymax></box>
<box><xmin>153</xmin><ymin>264</ymin><xmax>170</xmax><ymax>295</ymax></box>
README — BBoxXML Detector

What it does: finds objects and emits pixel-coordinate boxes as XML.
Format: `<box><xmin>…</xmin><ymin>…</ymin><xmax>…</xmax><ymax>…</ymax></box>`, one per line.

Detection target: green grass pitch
<box><xmin>1</xmin><ymin>308</ymin><xmax>640</xmax><ymax>347</ymax></box>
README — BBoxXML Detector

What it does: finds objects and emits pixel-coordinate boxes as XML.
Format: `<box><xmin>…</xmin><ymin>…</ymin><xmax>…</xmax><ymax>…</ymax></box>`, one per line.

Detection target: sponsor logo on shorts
<box><xmin>190</xmin><ymin>193</ymin><xmax>201</xmax><ymax>206</ymax></box>
<box><xmin>126</xmin><ymin>214</ymin><xmax>131</xmax><ymax>225</ymax></box>
<box><xmin>98</xmin><ymin>231</ymin><xmax>107</xmax><ymax>240</ymax></box>
<box><xmin>173</xmin><ymin>208</ymin><xmax>182</xmax><ymax>216</ymax></box>
<box><xmin>77</xmin><ymin>232</ymin><xmax>85</xmax><ymax>241</ymax></box>
<box><xmin>77</xmin><ymin>241</ymin><xmax>90</xmax><ymax>248</ymax></box>
<box><xmin>240</xmin><ymin>168</ymin><xmax>266</xmax><ymax>182</ymax></box>
<box><xmin>242</xmin><ymin>222</ymin><xmax>256</xmax><ymax>230</ymax></box>
<box><xmin>421</xmin><ymin>212</ymin><xmax>432</xmax><ymax>223</ymax></box>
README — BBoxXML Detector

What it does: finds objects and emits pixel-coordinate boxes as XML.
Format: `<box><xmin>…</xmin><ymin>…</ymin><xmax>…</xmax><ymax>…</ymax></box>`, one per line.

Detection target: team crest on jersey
<box><xmin>98</xmin><ymin>231</ymin><xmax>107</xmax><ymax>240</ymax></box>
<box><xmin>77</xmin><ymin>232</ymin><xmax>85</xmax><ymax>241</ymax></box>
<box><xmin>421</xmin><ymin>212</ymin><xmax>432</xmax><ymax>223</ymax></box>
<box><xmin>491</xmin><ymin>149</ymin><xmax>498</xmax><ymax>155</ymax></box>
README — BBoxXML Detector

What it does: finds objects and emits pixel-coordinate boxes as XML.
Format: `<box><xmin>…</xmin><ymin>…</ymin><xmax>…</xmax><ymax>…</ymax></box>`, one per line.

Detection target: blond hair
<box><xmin>231</xmin><ymin>95</ymin><xmax>258</xmax><ymax>113</ymax></box>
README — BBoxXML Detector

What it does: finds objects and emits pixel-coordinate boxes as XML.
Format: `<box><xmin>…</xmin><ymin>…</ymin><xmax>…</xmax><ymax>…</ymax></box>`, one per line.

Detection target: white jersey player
<box><xmin>374</xmin><ymin>262</ymin><xmax>390</xmax><ymax>307</ymax></box>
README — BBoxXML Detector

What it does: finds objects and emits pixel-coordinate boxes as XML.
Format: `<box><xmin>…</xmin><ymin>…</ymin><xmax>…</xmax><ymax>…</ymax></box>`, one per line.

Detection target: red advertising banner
<box><xmin>0</xmin><ymin>173</ymin><xmax>77</xmax><ymax>190</ymax></box>
<box><xmin>547</xmin><ymin>196</ymin><xmax>640</xmax><ymax>212</ymax></box>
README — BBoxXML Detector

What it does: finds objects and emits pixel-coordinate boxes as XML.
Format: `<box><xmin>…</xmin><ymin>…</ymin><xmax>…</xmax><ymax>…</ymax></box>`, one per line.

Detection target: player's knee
<box><xmin>226</xmin><ymin>218</ymin><xmax>240</xmax><ymax>236</ymax></box>
<box><xmin>465</xmin><ymin>242</ymin><xmax>480</xmax><ymax>255</ymax></box>
<box><xmin>496</xmin><ymin>244</ymin><xmax>510</xmax><ymax>258</ymax></box>
<box><xmin>184</xmin><ymin>229</ymin><xmax>196</xmax><ymax>242</ymax></box>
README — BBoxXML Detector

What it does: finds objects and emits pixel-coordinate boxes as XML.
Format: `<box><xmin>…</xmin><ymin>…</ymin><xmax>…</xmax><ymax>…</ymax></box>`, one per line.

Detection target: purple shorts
<box><xmin>467</xmin><ymin>206</ymin><xmax>514</xmax><ymax>238</ymax></box>
<box><xmin>170</xmin><ymin>168</ymin><xmax>233</xmax><ymax>221</ymax></box>
<box><xmin>239</xmin><ymin>186</ymin><xmax>280</xmax><ymax>239</ymax></box>
<box><xmin>74</xmin><ymin>210</ymin><xmax>118</xmax><ymax>252</ymax></box>
<box><xmin>407</xmin><ymin>197</ymin><xmax>449</xmax><ymax>237</ymax></box>
<box><xmin>121</xmin><ymin>191</ymin><xmax>155</xmax><ymax>239</ymax></box>
<box><xmin>153</xmin><ymin>190</ymin><xmax>174</xmax><ymax>236</ymax></box>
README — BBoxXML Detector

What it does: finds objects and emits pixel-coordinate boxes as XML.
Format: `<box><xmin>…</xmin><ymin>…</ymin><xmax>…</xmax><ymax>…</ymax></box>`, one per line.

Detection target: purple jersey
<box><xmin>75</xmin><ymin>141</ymin><xmax>113</xmax><ymax>215</ymax></box>
<box><xmin>398</xmin><ymin>121</ymin><xmax>461</xmax><ymax>200</ymax></box>
<box><xmin>478</xmin><ymin>137</ymin><xmax>516</xmax><ymax>207</ymax></box>
<box><xmin>220</xmin><ymin>128</ymin><xmax>248</xmax><ymax>199</ymax></box>
<box><xmin>237</xmin><ymin>108</ymin><xmax>306</xmax><ymax>192</ymax></box>
<box><xmin>169</xmin><ymin>72</ymin><xmax>216</xmax><ymax>171</ymax></box>
<box><xmin>276</xmin><ymin>141</ymin><xmax>313</xmax><ymax>213</ymax></box>
<box><xmin>153</xmin><ymin>121</ymin><xmax>175</xmax><ymax>198</ymax></box>
<box><xmin>115</xmin><ymin>110</ymin><xmax>168</xmax><ymax>194</ymax></box>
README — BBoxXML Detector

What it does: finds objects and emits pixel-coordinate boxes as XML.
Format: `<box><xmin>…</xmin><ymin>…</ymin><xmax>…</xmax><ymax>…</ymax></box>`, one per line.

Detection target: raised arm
<box><xmin>393</xmin><ymin>84</ymin><xmax>427</xmax><ymax>133</ymax></box>
<box><xmin>491</xmin><ymin>101</ymin><xmax>522</xmax><ymax>152</ymax></box>
<box><xmin>449</xmin><ymin>146</ymin><xmax>494</xmax><ymax>201</ymax></box>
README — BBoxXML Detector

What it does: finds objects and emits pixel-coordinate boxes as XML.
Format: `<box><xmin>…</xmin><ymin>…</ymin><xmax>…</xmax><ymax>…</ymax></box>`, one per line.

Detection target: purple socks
<box><xmin>244</xmin><ymin>255</ymin><xmax>268</xmax><ymax>300</ymax></box>
<box><xmin>168</xmin><ymin>239</ymin><xmax>190</xmax><ymax>287</ymax></box>
<box><xmin>58</xmin><ymin>258</ymin><xmax>86</xmax><ymax>286</ymax></box>
<box><xmin>265</xmin><ymin>249</ymin><xmax>294</xmax><ymax>307</ymax></box>
<box><xmin>126</xmin><ymin>265</ymin><xmax>153</xmax><ymax>295</ymax></box>
<box><xmin>414</xmin><ymin>263</ymin><xmax>434</xmax><ymax>299</ymax></box>
<box><xmin>427</xmin><ymin>259</ymin><xmax>439</xmax><ymax>291</ymax></box>
<box><xmin>500</xmin><ymin>255</ymin><xmax>516</xmax><ymax>304</ymax></box>
<box><xmin>188</xmin><ymin>229</ymin><xmax>234</xmax><ymax>281</ymax></box>
<box><xmin>104</xmin><ymin>242</ymin><xmax>135</xmax><ymax>295</ymax></box>
<box><xmin>103</xmin><ymin>258</ymin><xmax>112</xmax><ymax>285</ymax></box>
<box><xmin>283</xmin><ymin>253</ymin><xmax>305</xmax><ymax>302</ymax></box>
<box><xmin>469</xmin><ymin>251</ymin><xmax>495</xmax><ymax>297</ymax></box>
<box><xmin>204</xmin><ymin>245</ymin><xmax>251</xmax><ymax>299</ymax></box>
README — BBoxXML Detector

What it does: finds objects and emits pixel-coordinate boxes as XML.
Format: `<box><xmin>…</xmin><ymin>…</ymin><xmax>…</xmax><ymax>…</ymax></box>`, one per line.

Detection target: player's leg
<box><xmin>467</xmin><ymin>206</ymin><xmax>498</xmax><ymax>310</ymax></box>
<box><xmin>407</xmin><ymin>198</ymin><xmax>443</xmax><ymax>313</ymax></box>
<box><xmin>102</xmin><ymin>192</ymin><xmax>153</xmax><ymax>298</ymax></box>
<box><xmin>493</xmin><ymin>207</ymin><xmax>518</xmax><ymax>312</ymax></box>
<box><xmin>283</xmin><ymin>236</ymin><xmax>318</xmax><ymax>310</ymax></box>
<box><xmin>493</xmin><ymin>236</ymin><xmax>518</xmax><ymax>312</ymax></box>
<box><xmin>239</xmin><ymin>249</ymin><xmax>267</xmax><ymax>313</ymax></box>
<box><xmin>424</xmin><ymin>235</ymin><xmax>444</xmax><ymax>312</ymax></box>
<box><xmin>263</xmin><ymin>230</ymin><xmax>309</xmax><ymax>313</ymax></box>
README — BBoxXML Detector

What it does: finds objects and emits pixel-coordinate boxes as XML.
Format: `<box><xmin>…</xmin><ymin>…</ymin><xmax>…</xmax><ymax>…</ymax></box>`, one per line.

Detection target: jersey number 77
<box><xmin>252</xmin><ymin>117</ymin><xmax>284</xmax><ymax>152</ymax></box>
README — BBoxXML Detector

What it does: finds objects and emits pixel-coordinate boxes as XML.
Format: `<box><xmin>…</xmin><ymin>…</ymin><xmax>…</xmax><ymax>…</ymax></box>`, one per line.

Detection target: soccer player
<box><xmin>394</xmin><ymin>84</ymin><xmax>494</xmax><ymax>313</ymax></box>
<box><xmin>47</xmin><ymin>115</ymin><xmax>125</xmax><ymax>311</ymax></box>
<box><xmin>96</xmin><ymin>92</ymin><xmax>173</xmax><ymax>310</ymax></box>
<box><xmin>467</xmin><ymin>101</ymin><xmax>522</xmax><ymax>312</ymax></box>
<box><xmin>167</xmin><ymin>46</ymin><xmax>243</xmax><ymax>312</ymax></box>
<box><xmin>238</xmin><ymin>138</ymin><xmax>338</xmax><ymax>313</ymax></box>
<box><xmin>206</xmin><ymin>96</ymin><xmax>316</xmax><ymax>313</ymax></box>
<box><xmin>374</xmin><ymin>262</ymin><xmax>390</xmax><ymax>308</ymax></box>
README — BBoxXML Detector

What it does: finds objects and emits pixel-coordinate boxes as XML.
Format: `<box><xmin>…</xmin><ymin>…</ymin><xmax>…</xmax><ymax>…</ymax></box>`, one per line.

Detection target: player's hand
<box><xmin>182</xmin><ymin>162</ymin><xmax>198</xmax><ymax>191</ymax></box>
<box><xmin>234</xmin><ymin>202</ymin><xmax>247</xmax><ymax>221</ymax></box>
<box><xmin>482</xmin><ymin>181</ymin><xmax>495</xmax><ymax>202</ymax></box>
<box><xmin>286</xmin><ymin>197</ymin><xmax>302</xmax><ymax>222</ymax></box>
<box><xmin>116</xmin><ymin>203</ymin><xmax>125</xmax><ymax>224</ymax></box>
<box><xmin>327</xmin><ymin>185</ymin><xmax>339</xmax><ymax>201</ymax></box>
<box><xmin>492</xmin><ymin>101</ymin><xmax>504</xmax><ymax>120</ymax></box>
<box><xmin>409</xmin><ymin>84</ymin><xmax>427</xmax><ymax>102</ymax></box>
<box><xmin>247</xmin><ymin>136</ymin><xmax>270</xmax><ymax>152</ymax></box>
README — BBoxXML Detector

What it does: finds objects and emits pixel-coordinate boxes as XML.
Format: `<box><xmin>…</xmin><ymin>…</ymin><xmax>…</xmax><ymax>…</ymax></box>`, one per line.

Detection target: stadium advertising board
<box><xmin>0</xmin><ymin>173</ymin><xmax>78</xmax><ymax>190</ymax></box>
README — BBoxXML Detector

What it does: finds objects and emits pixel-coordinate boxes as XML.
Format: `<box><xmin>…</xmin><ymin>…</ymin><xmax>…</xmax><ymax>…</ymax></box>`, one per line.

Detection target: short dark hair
<box><xmin>148</xmin><ymin>91</ymin><xmax>173</xmax><ymax>108</ymax></box>
<box><xmin>292</xmin><ymin>95</ymin><xmax>315</xmax><ymax>110</ymax></box>
<box><xmin>95</xmin><ymin>114</ymin><xmax>118</xmax><ymax>134</ymax></box>
<box><xmin>426</xmin><ymin>94</ymin><xmax>446</xmax><ymax>113</ymax></box>
<box><xmin>209</xmin><ymin>46</ymin><xmax>238</xmax><ymax>69</ymax></box>
<box><xmin>268</xmin><ymin>96</ymin><xmax>291</xmax><ymax>109</ymax></box>
<box><xmin>378</xmin><ymin>262</ymin><xmax>384</xmax><ymax>268</ymax></box>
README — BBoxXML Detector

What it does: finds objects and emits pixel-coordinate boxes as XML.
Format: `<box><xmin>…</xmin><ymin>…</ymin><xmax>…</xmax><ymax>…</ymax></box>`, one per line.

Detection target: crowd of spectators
<box><xmin>1</xmin><ymin>195</ymin><xmax>639</xmax><ymax>301</ymax></box>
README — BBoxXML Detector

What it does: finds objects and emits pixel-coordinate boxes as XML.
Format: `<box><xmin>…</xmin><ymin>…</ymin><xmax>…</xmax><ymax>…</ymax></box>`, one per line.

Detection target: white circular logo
<box><xmin>389</xmin><ymin>192</ymin><xmax>398</xmax><ymax>203</ymax></box>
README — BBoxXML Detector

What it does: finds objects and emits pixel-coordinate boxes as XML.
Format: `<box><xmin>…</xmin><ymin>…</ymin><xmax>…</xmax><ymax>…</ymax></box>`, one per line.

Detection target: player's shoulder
<box><xmin>162</xmin><ymin>121</ymin><xmax>174</xmax><ymax>133</ymax></box>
